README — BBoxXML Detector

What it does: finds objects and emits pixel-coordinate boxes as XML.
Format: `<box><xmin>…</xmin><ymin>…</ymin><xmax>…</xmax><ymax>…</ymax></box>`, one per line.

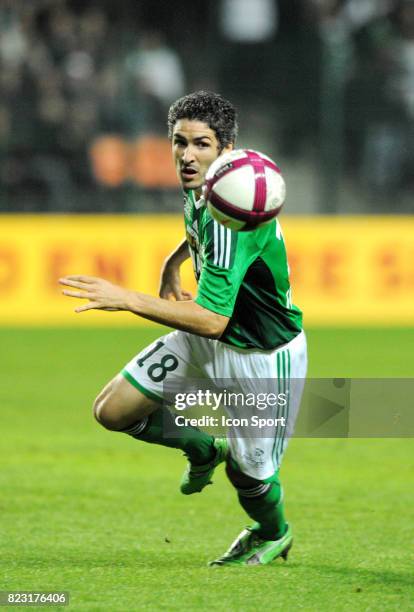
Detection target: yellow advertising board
<box><xmin>0</xmin><ymin>215</ymin><xmax>412</xmax><ymax>326</ymax></box>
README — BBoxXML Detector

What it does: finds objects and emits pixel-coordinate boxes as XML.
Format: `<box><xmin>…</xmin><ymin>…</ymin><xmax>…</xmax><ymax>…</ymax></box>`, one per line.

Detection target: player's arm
<box><xmin>159</xmin><ymin>237</ymin><xmax>192</xmax><ymax>301</ymax></box>
<box><xmin>59</xmin><ymin>275</ymin><xmax>229</xmax><ymax>339</ymax></box>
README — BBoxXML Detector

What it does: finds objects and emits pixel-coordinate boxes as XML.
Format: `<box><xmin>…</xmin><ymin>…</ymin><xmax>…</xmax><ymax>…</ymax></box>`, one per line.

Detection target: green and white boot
<box><xmin>180</xmin><ymin>438</ymin><xmax>228</xmax><ymax>495</ymax></box>
<box><xmin>208</xmin><ymin>524</ymin><xmax>293</xmax><ymax>566</ymax></box>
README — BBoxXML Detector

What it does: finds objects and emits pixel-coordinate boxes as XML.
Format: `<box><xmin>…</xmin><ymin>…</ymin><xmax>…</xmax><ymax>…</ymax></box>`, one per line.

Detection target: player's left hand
<box><xmin>59</xmin><ymin>275</ymin><xmax>132</xmax><ymax>313</ymax></box>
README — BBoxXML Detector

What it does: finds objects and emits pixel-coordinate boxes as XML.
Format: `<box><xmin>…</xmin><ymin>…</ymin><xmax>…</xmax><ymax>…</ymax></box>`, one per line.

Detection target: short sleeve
<box><xmin>195</xmin><ymin>218</ymin><xmax>255</xmax><ymax>317</ymax></box>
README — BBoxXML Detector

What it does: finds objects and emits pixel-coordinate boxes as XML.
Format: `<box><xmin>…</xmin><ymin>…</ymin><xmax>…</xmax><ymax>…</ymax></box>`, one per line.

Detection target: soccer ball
<box><xmin>204</xmin><ymin>149</ymin><xmax>286</xmax><ymax>231</ymax></box>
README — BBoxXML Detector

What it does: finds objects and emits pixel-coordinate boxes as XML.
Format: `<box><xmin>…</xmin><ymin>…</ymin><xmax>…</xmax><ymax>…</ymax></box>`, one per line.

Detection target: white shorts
<box><xmin>122</xmin><ymin>330</ymin><xmax>307</xmax><ymax>480</ymax></box>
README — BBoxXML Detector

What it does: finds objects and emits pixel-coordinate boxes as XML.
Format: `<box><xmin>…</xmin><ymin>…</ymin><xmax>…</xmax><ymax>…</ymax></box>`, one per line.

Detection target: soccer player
<box><xmin>60</xmin><ymin>91</ymin><xmax>307</xmax><ymax>566</ymax></box>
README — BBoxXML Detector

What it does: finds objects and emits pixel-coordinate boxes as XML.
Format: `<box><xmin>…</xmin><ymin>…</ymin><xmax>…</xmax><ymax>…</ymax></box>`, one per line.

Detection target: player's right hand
<box><xmin>159</xmin><ymin>264</ymin><xmax>192</xmax><ymax>301</ymax></box>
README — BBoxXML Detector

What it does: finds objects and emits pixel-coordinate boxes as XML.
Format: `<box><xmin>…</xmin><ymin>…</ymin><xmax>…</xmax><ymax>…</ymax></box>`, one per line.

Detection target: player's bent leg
<box><xmin>120</xmin><ymin>332</ymin><xmax>229</xmax><ymax>491</ymax></box>
<box><xmin>208</xmin><ymin>460</ymin><xmax>292</xmax><ymax>567</ymax></box>
<box><xmin>94</xmin><ymin>367</ymin><xmax>219</xmax><ymax>471</ymax></box>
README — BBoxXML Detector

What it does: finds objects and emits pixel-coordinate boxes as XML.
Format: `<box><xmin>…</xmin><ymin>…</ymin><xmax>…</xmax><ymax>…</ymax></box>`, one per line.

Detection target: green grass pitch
<box><xmin>1</xmin><ymin>327</ymin><xmax>413</xmax><ymax>611</ymax></box>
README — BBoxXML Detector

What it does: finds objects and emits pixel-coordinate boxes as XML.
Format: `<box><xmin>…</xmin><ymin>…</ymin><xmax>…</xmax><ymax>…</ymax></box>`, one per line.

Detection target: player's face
<box><xmin>172</xmin><ymin>119</ymin><xmax>233</xmax><ymax>192</ymax></box>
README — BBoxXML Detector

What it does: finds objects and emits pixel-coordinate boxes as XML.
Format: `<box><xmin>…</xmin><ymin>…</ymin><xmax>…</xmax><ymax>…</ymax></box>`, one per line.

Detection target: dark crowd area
<box><xmin>0</xmin><ymin>0</ymin><xmax>413</xmax><ymax>213</ymax></box>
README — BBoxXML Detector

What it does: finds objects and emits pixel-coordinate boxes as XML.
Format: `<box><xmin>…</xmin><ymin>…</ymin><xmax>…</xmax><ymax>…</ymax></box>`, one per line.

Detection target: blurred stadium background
<box><xmin>0</xmin><ymin>0</ymin><xmax>412</xmax><ymax>328</ymax></box>
<box><xmin>1</xmin><ymin>2</ymin><xmax>413</xmax><ymax>609</ymax></box>
<box><xmin>1</xmin><ymin>0</ymin><xmax>414</xmax><ymax>214</ymax></box>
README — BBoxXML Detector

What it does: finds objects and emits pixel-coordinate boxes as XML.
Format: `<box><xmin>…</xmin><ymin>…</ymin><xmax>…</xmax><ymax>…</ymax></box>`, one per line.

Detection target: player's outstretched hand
<box><xmin>59</xmin><ymin>275</ymin><xmax>132</xmax><ymax>313</ymax></box>
<box><xmin>159</xmin><ymin>264</ymin><xmax>192</xmax><ymax>301</ymax></box>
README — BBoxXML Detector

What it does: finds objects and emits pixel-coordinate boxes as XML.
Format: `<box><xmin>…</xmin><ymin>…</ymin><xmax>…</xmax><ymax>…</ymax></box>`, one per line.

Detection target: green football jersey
<box><xmin>184</xmin><ymin>190</ymin><xmax>303</xmax><ymax>350</ymax></box>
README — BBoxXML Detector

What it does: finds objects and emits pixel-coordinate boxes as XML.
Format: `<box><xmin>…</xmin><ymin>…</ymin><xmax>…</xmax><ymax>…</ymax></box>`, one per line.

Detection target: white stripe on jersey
<box><xmin>224</xmin><ymin>228</ymin><xmax>231</xmax><ymax>268</ymax></box>
<box><xmin>219</xmin><ymin>225</ymin><xmax>226</xmax><ymax>267</ymax></box>
<box><xmin>213</xmin><ymin>220</ymin><xmax>219</xmax><ymax>265</ymax></box>
<box><xmin>213</xmin><ymin>220</ymin><xmax>232</xmax><ymax>269</ymax></box>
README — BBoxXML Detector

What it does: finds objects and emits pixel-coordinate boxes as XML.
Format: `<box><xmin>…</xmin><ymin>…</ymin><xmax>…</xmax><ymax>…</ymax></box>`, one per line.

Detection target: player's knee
<box><xmin>93</xmin><ymin>374</ymin><xmax>155</xmax><ymax>431</ymax></box>
<box><xmin>93</xmin><ymin>393</ymin><xmax>123</xmax><ymax>431</ymax></box>
<box><xmin>225</xmin><ymin>460</ymin><xmax>261</xmax><ymax>489</ymax></box>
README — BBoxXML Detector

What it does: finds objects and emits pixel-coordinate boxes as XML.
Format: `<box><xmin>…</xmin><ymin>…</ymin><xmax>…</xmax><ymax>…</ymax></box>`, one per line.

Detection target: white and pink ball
<box><xmin>204</xmin><ymin>149</ymin><xmax>286</xmax><ymax>231</ymax></box>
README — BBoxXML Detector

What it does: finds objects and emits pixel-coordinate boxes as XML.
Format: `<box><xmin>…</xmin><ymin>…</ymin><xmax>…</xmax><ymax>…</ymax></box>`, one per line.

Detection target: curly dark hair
<box><xmin>167</xmin><ymin>90</ymin><xmax>238</xmax><ymax>148</ymax></box>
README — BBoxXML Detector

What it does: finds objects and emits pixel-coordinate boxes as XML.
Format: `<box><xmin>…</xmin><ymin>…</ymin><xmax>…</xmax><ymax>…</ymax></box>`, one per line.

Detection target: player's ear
<box><xmin>222</xmin><ymin>143</ymin><xmax>234</xmax><ymax>154</ymax></box>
